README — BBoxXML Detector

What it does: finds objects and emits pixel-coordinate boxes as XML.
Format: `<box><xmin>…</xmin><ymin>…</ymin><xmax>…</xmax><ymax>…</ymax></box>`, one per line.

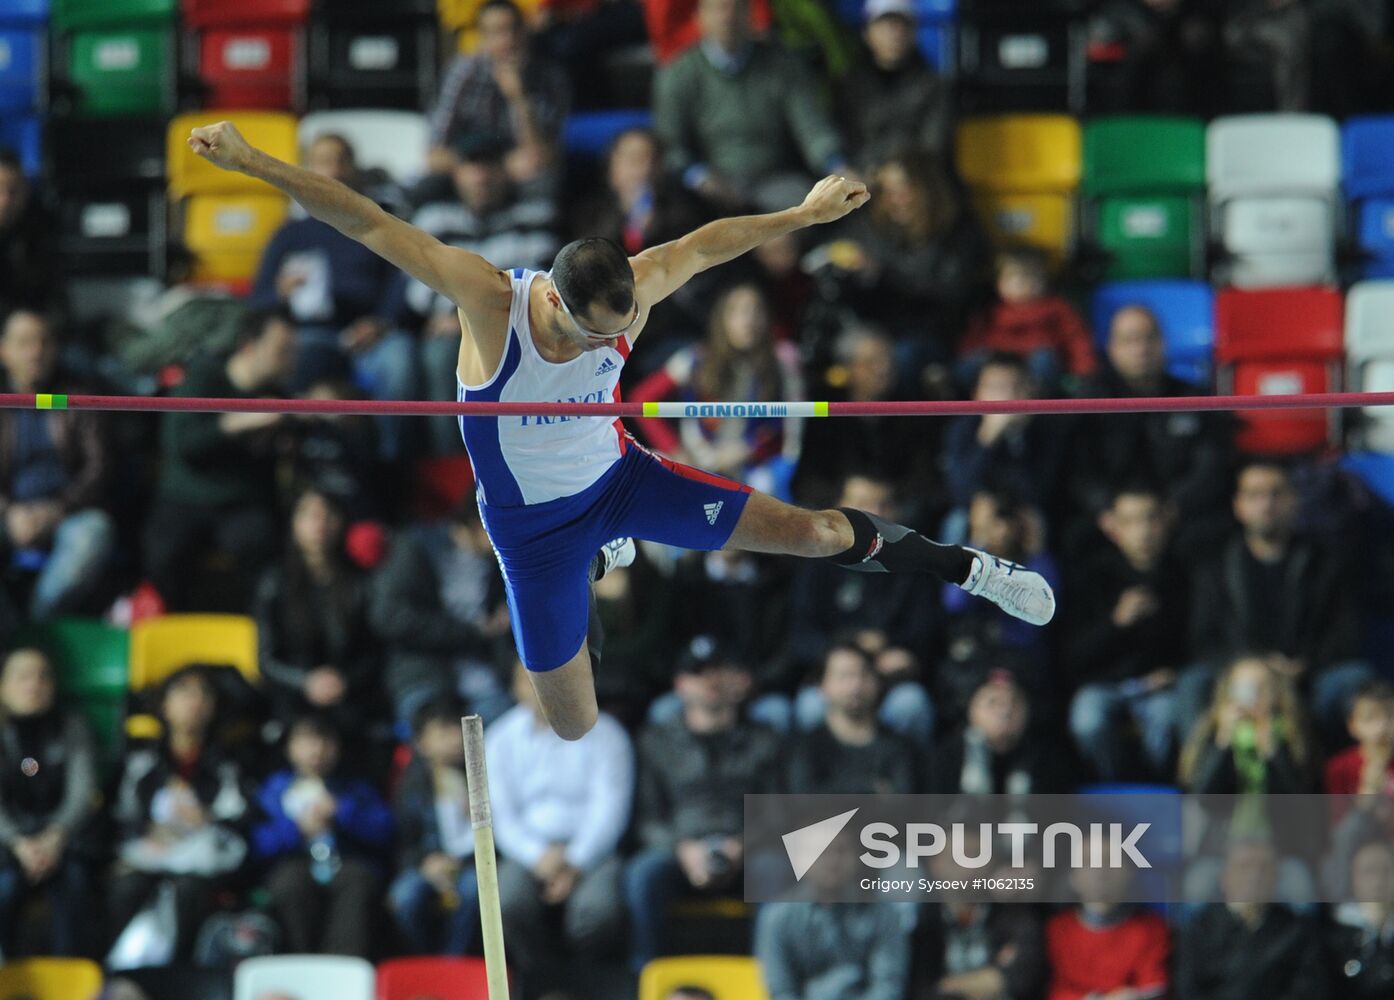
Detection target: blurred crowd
<box><xmin>4</xmin><ymin>0</ymin><xmax>1394</xmax><ymax>998</ymax></box>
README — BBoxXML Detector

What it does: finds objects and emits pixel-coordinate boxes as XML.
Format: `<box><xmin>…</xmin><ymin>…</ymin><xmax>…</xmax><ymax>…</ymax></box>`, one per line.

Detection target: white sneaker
<box><xmin>594</xmin><ymin>537</ymin><xmax>636</xmax><ymax>580</ymax></box>
<box><xmin>961</xmin><ymin>547</ymin><xmax>1056</xmax><ymax>626</ymax></box>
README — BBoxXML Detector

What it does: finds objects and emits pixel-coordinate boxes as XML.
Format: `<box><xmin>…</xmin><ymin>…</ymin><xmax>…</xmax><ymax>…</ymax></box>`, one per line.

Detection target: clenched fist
<box><xmin>798</xmin><ymin>174</ymin><xmax>871</xmax><ymax>225</ymax></box>
<box><xmin>187</xmin><ymin>121</ymin><xmax>254</xmax><ymax>173</ymax></box>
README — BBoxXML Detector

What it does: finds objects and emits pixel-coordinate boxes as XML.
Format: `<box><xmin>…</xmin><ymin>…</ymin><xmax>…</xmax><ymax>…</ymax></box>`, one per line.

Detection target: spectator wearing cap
<box><xmin>653</xmin><ymin>0</ymin><xmax>850</xmax><ymax>213</ymax></box>
<box><xmin>485</xmin><ymin>658</ymin><xmax>633</xmax><ymax>997</ymax></box>
<box><xmin>623</xmin><ymin>634</ymin><xmax>783</xmax><ymax>971</ymax></box>
<box><xmin>395</xmin><ymin>131</ymin><xmax>561</xmax><ymax>456</ymax></box>
<box><xmin>250</xmin><ymin>133</ymin><xmax>420</xmax><ymax>462</ymax></box>
<box><xmin>837</xmin><ymin>0</ymin><xmax>951</xmax><ymax>170</ymax></box>
<box><xmin>426</xmin><ymin>0</ymin><xmax>569</xmax><ymax>185</ymax></box>
<box><xmin>926</xmin><ymin>665</ymin><xmax>1066</xmax><ymax>794</ymax></box>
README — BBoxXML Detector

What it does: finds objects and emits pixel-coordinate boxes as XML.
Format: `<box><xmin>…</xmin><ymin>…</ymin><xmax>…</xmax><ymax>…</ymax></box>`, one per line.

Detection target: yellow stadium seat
<box><xmin>184</xmin><ymin>193</ymin><xmax>288</xmax><ymax>282</ymax></box>
<box><xmin>129</xmin><ymin>613</ymin><xmax>259</xmax><ymax>690</ymax></box>
<box><xmin>167</xmin><ymin>110</ymin><xmax>298</xmax><ymax>197</ymax></box>
<box><xmin>0</xmin><ymin>957</ymin><xmax>103</xmax><ymax>1000</ymax></box>
<box><xmin>956</xmin><ymin>114</ymin><xmax>1082</xmax><ymax>194</ymax></box>
<box><xmin>638</xmin><ymin>956</ymin><xmax>771</xmax><ymax>1000</ymax></box>
<box><xmin>970</xmin><ymin>191</ymin><xmax>1074</xmax><ymax>265</ymax></box>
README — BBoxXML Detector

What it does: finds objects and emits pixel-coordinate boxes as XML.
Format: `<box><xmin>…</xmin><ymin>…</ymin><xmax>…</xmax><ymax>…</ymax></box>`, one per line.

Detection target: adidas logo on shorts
<box><xmin>704</xmin><ymin>501</ymin><xmax>723</xmax><ymax>525</ymax></box>
<box><xmin>594</xmin><ymin>357</ymin><xmax>618</xmax><ymax>377</ymax></box>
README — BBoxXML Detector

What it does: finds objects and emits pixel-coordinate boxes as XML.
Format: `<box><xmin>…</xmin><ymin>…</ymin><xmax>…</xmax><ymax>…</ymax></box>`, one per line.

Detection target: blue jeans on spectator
<box><xmin>623</xmin><ymin>848</ymin><xmax>686</xmax><ymax>973</ymax></box>
<box><xmin>11</xmin><ymin>509</ymin><xmax>116</xmax><ymax>621</ymax></box>
<box><xmin>1069</xmin><ymin>680</ymin><xmax>1179</xmax><ymax>782</ymax></box>
<box><xmin>387</xmin><ymin>864</ymin><xmax>480</xmax><ymax>956</ymax></box>
<box><xmin>295</xmin><ymin>324</ymin><xmax>420</xmax><ymax>462</ymax></box>
<box><xmin>0</xmin><ymin>853</ymin><xmax>89</xmax><ymax>956</ymax></box>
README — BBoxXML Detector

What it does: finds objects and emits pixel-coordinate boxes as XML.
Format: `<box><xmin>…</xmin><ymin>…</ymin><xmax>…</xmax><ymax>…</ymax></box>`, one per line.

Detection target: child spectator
<box><xmin>252</xmin><ymin>713</ymin><xmax>393</xmax><ymax>958</ymax></box>
<box><xmin>387</xmin><ymin>700</ymin><xmax>480</xmax><ymax>956</ymax></box>
<box><xmin>1047</xmin><ymin>835</ymin><xmax>1169</xmax><ymax>1000</ymax></box>
<box><xmin>957</xmin><ymin>248</ymin><xmax>1096</xmax><ymax>389</ymax></box>
<box><xmin>1324</xmin><ymin>680</ymin><xmax>1394</xmax><ymax>797</ymax></box>
<box><xmin>0</xmin><ymin>647</ymin><xmax>100</xmax><ymax>957</ymax></box>
<box><xmin>108</xmin><ymin>666</ymin><xmax>252</xmax><ymax>962</ymax></box>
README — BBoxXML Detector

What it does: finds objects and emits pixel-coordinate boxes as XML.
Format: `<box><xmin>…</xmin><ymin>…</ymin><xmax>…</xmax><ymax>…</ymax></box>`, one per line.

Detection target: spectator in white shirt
<box><xmin>484</xmin><ymin>658</ymin><xmax>635</xmax><ymax>998</ymax></box>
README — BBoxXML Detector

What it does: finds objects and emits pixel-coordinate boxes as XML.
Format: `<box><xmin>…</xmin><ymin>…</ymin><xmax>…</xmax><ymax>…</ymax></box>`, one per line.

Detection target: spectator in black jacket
<box><xmin>0</xmin><ymin>647</ymin><xmax>100</xmax><ymax>957</ymax></box>
<box><xmin>1066</xmin><ymin>483</ymin><xmax>1187</xmax><ymax>782</ymax></box>
<box><xmin>369</xmin><ymin>497</ymin><xmax>512</xmax><ymax>737</ymax></box>
<box><xmin>623</xmin><ymin>642</ymin><xmax>783</xmax><ymax>972</ymax></box>
<box><xmin>1326</xmin><ymin>837</ymin><xmax>1394</xmax><ymax>1000</ymax></box>
<box><xmin>386</xmin><ymin>700</ymin><xmax>480</xmax><ymax>957</ymax></box>
<box><xmin>0</xmin><ymin>150</ymin><xmax>59</xmax><ymax>314</ymax></box>
<box><xmin>1177</xmin><ymin>459</ymin><xmax>1375</xmax><ymax>745</ymax></box>
<box><xmin>254</xmin><ymin>487</ymin><xmax>379</xmax><ymax>733</ymax></box>
<box><xmin>787</xmin><ymin>641</ymin><xmax>918</xmax><ymax>795</ymax></box>
<box><xmin>107</xmin><ymin>666</ymin><xmax>253</xmax><ymax>962</ymax></box>
<box><xmin>1069</xmin><ymin>305</ymin><xmax>1233</xmax><ymax>548</ymax></box>
<box><xmin>1086</xmin><ymin>0</ymin><xmax>1221</xmax><ymax>115</ymax></box>
<box><xmin>1176</xmin><ymin>838</ymin><xmax>1329</xmax><ymax>1000</ymax></box>
<box><xmin>927</xmin><ymin>664</ymin><xmax>1066</xmax><ymax>795</ymax></box>
<box><xmin>837</xmin><ymin>0</ymin><xmax>950</xmax><ymax>168</ymax></box>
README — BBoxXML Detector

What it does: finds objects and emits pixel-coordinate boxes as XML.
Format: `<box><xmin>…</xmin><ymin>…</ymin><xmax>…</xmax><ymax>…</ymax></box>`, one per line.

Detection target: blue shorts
<box><xmin>479</xmin><ymin>441</ymin><xmax>753</xmax><ymax>671</ymax></box>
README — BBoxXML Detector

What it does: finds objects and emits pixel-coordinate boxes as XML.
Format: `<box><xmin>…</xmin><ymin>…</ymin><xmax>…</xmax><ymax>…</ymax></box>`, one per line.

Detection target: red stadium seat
<box><xmin>1215</xmin><ymin>287</ymin><xmax>1344</xmax><ymax>454</ymax></box>
<box><xmin>375</xmin><ymin>957</ymin><xmax>495</xmax><ymax>1000</ymax></box>
<box><xmin>198</xmin><ymin>26</ymin><xmax>296</xmax><ymax>108</ymax></box>
<box><xmin>181</xmin><ymin>0</ymin><xmax>309</xmax><ymax>28</ymax></box>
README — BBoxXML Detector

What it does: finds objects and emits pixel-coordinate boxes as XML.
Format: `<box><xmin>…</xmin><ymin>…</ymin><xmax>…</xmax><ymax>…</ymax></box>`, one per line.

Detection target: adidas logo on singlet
<box><xmin>594</xmin><ymin>357</ymin><xmax>618</xmax><ymax>377</ymax></box>
<box><xmin>704</xmin><ymin>501</ymin><xmax>723</xmax><ymax>525</ymax></box>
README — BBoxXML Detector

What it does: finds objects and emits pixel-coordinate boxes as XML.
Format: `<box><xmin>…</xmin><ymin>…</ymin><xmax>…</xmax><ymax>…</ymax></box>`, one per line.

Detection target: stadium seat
<box><xmin>956</xmin><ymin>114</ymin><xmax>1082</xmax><ymax>193</ymax></box>
<box><xmin>563</xmin><ymin>109</ymin><xmax>653</xmax><ymax>159</ymax></box>
<box><xmin>12</xmin><ymin>617</ymin><xmax>129</xmax><ymax>766</ymax></box>
<box><xmin>0</xmin><ymin>112</ymin><xmax>41</xmax><ymax>173</ymax></box>
<box><xmin>1082</xmin><ymin>117</ymin><xmax>1206</xmax><ymax>279</ymax></box>
<box><xmin>51</xmin><ymin>116</ymin><xmax>166</xmax><ymax>275</ymax></box>
<box><xmin>166</xmin><ymin>110</ymin><xmax>298</xmax><ymax>196</ymax></box>
<box><xmin>183</xmin><ymin>191</ymin><xmax>287</xmax><ymax>283</ymax></box>
<box><xmin>1090</xmin><ymin>279</ymin><xmax>1214</xmax><ymax>386</ymax></box>
<box><xmin>299</xmin><ymin>109</ymin><xmax>429</xmax><ymax>184</ymax></box>
<box><xmin>376</xmin><ymin>957</ymin><xmax>495</xmax><ymax>1000</ymax></box>
<box><xmin>308</xmin><ymin>0</ymin><xmax>439</xmax><ymax>110</ymax></box>
<box><xmin>0</xmin><ymin>957</ymin><xmax>104</xmax><ymax>1000</ymax></box>
<box><xmin>62</xmin><ymin>26</ymin><xmax>173</xmax><ymax>116</ymax></box>
<box><xmin>955</xmin><ymin>0</ymin><xmax>1086</xmax><ymax>113</ymax></box>
<box><xmin>1345</xmin><ymin>280</ymin><xmax>1394</xmax><ymax>453</ymax></box>
<box><xmin>1207</xmin><ymin>114</ymin><xmax>1341</xmax><ymax>288</ymax></box>
<box><xmin>0</xmin><ymin>0</ymin><xmax>50</xmax><ymax>23</ymax></box>
<box><xmin>0</xmin><ymin>21</ymin><xmax>44</xmax><ymax>112</ymax></box>
<box><xmin>50</xmin><ymin>0</ymin><xmax>174</xmax><ymax>31</ymax></box>
<box><xmin>122</xmin><ymin>965</ymin><xmax>233</xmax><ymax>1000</ymax></box>
<box><xmin>1343</xmin><ymin>452</ymin><xmax>1394</xmax><ymax>508</ymax></box>
<box><xmin>128</xmin><ymin>613</ymin><xmax>258</xmax><ymax>690</ymax></box>
<box><xmin>181</xmin><ymin>0</ymin><xmax>309</xmax><ymax>27</ymax></box>
<box><xmin>968</xmin><ymin>190</ymin><xmax>1073</xmax><ymax>263</ymax></box>
<box><xmin>197</xmin><ymin>26</ymin><xmax>299</xmax><ymax>109</ymax></box>
<box><xmin>638</xmin><ymin>956</ymin><xmax>771</xmax><ymax>1000</ymax></box>
<box><xmin>1215</xmin><ymin>286</ymin><xmax>1344</xmax><ymax>454</ymax></box>
<box><xmin>1341</xmin><ymin>115</ymin><xmax>1394</xmax><ymax>202</ymax></box>
<box><xmin>1355</xmin><ymin>196</ymin><xmax>1394</xmax><ymax>278</ymax></box>
<box><xmin>233</xmin><ymin>956</ymin><xmax>374</xmax><ymax>1000</ymax></box>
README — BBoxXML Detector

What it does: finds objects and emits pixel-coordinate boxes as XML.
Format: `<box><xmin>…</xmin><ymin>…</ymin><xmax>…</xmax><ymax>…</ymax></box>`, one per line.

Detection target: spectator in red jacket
<box><xmin>957</xmin><ymin>248</ymin><xmax>1096</xmax><ymax>391</ymax></box>
<box><xmin>1325</xmin><ymin>680</ymin><xmax>1394</xmax><ymax>798</ymax></box>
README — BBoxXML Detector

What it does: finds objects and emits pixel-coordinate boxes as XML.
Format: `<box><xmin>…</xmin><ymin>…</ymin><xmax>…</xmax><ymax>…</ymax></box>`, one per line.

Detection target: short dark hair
<box><xmin>233</xmin><ymin>306</ymin><xmax>293</xmax><ymax>353</ymax></box>
<box><xmin>552</xmin><ymin>238</ymin><xmax>635</xmax><ymax>318</ymax></box>
<box><xmin>411</xmin><ymin>697</ymin><xmax>466</xmax><ymax>740</ymax></box>
<box><xmin>476</xmin><ymin>0</ymin><xmax>524</xmax><ymax>27</ymax></box>
<box><xmin>1351</xmin><ymin>679</ymin><xmax>1394</xmax><ymax>711</ymax></box>
<box><xmin>289</xmin><ymin>711</ymin><xmax>340</xmax><ymax>744</ymax></box>
<box><xmin>820</xmin><ymin>640</ymin><xmax>873</xmax><ymax>682</ymax></box>
<box><xmin>159</xmin><ymin>664</ymin><xmax>218</xmax><ymax>711</ymax></box>
<box><xmin>1235</xmin><ymin>457</ymin><xmax>1294</xmax><ymax>490</ymax></box>
<box><xmin>1108</xmin><ymin>479</ymin><xmax>1165</xmax><ymax>508</ymax></box>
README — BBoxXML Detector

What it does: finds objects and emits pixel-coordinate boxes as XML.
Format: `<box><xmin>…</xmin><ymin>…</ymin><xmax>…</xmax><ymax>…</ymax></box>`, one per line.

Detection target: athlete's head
<box><xmin>548</xmin><ymin>238</ymin><xmax>638</xmax><ymax>351</ymax></box>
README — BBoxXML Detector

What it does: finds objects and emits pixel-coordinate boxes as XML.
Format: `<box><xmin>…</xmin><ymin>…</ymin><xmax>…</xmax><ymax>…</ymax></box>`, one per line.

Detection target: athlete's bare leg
<box><xmin>722</xmin><ymin>490</ymin><xmax>853</xmax><ymax>557</ymax></box>
<box><xmin>526</xmin><ymin>643</ymin><xmax>599</xmax><ymax>742</ymax></box>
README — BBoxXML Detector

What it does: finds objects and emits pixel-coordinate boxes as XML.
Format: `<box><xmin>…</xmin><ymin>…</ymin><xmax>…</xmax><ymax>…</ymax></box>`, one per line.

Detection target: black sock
<box><xmin>826</xmin><ymin>507</ymin><xmax>975</xmax><ymax>585</ymax></box>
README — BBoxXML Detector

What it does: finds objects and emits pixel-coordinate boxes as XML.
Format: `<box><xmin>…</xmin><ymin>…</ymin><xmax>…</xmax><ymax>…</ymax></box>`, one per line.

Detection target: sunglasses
<box><xmin>556</xmin><ymin>289</ymin><xmax>640</xmax><ymax>341</ymax></box>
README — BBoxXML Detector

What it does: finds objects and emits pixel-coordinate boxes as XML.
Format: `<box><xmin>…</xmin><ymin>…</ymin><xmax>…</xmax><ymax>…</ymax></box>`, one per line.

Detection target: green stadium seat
<box><xmin>51</xmin><ymin>0</ymin><xmax>175</xmax><ymax>31</ymax></box>
<box><xmin>65</xmin><ymin>27</ymin><xmax>174</xmax><ymax>116</ymax></box>
<box><xmin>1082</xmin><ymin>117</ymin><xmax>1206</xmax><ymax>280</ymax></box>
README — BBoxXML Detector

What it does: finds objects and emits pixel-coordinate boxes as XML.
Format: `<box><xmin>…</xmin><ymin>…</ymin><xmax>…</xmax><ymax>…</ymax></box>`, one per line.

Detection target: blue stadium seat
<box><xmin>0</xmin><ymin>24</ymin><xmax>43</xmax><ymax>110</ymax></box>
<box><xmin>1342</xmin><ymin>453</ymin><xmax>1394</xmax><ymax>509</ymax></box>
<box><xmin>1342</xmin><ymin>115</ymin><xmax>1394</xmax><ymax>202</ymax></box>
<box><xmin>0</xmin><ymin>112</ymin><xmax>41</xmax><ymax>173</ymax></box>
<box><xmin>0</xmin><ymin>0</ymin><xmax>50</xmax><ymax>24</ymax></box>
<box><xmin>1091</xmin><ymin>279</ymin><xmax>1215</xmax><ymax>386</ymax></box>
<box><xmin>563</xmin><ymin>109</ymin><xmax>653</xmax><ymax>159</ymax></box>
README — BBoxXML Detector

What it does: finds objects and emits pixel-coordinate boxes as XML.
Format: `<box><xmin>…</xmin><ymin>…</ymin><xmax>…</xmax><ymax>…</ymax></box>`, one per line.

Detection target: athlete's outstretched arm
<box><xmin>632</xmin><ymin>175</ymin><xmax>869</xmax><ymax>306</ymax></box>
<box><xmin>187</xmin><ymin>121</ymin><xmax>507</xmax><ymax>313</ymax></box>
